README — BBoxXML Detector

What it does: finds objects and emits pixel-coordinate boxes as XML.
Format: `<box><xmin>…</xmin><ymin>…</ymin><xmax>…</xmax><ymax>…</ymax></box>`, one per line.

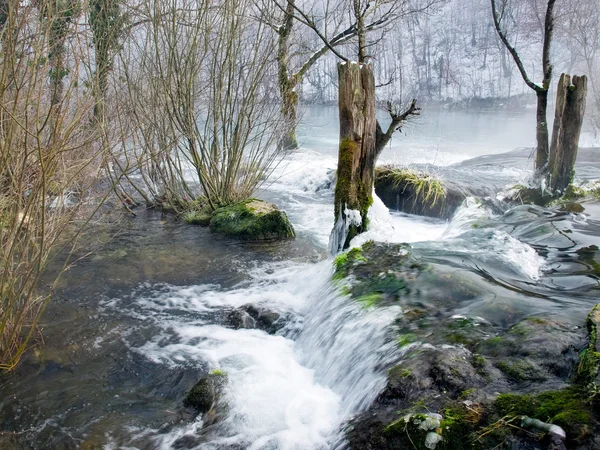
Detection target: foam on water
<box><xmin>266</xmin><ymin>151</ymin><xmax>337</xmax><ymax>195</ymax></box>
<box><xmin>114</xmin><ymin>144</ymin><xmax>548</xmax><ymax>449</ymax></box>
<box><xmin>442</xmin><ymin>197</ymin><xmax>493</xmax><ymax>239</ymax></box>
<box><xmin>379</xmin><ymin>145</ymin><xmax>471</xmax><ymax>167</ymax></box>
<box><xmin>438</xmin><ymin>198</ymin><xmax>545</xmax><ymax>280</ymax></box>
<box><xmin>103</xmin><ymin>260</ymin><xmax>398</xmax><ymax>450</ymax></box>
<box><xmin>349</xmin><ymin>193</ymin><xmax>447</xmax><ymax>248</ymax></box>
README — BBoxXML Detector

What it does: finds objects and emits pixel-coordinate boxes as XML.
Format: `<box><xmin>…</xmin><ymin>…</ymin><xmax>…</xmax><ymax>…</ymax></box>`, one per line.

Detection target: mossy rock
<box><xmin>514</xmin><ymin>181</ymin><xmax>600</xmax><ymax>208</ymax></box>
<box><xmin>209</xmin><ymin>199</ymin><xmax>295</xmax><ymax>240</ymax></box>
<box><xmin>494</xmin><ymin>387</ymin><xmax>593</xmax><ymax>444</ymax></box>
<box><xmin>182</xmin><ymin>209</ymin><xmax>212</xmax><ymax>226</ymax></box>
<box><xmin>332</xmin><ymin>242</ymin><xmax>424</xmax><ymax>307</ymax></box>
<box><xmin>183</xmin><ymin>370</ymin><xmax>228</xmax><ymax>413</ymax></box>
<box><xmin>510</xmin><ymin>186</ymin><xmax>552</xmax><ymax>206</ymax></box>
<box><xmin>351</xmin><ymin>401</ymin><xmax>490</xmax><ymax>450</ymax></box>
<box><xmin>375</xmin><ymin>165</ymin><xmax>462</xmax><ymax>220</ymax></box>
<box><xmin>351</xmin><ymin>386</ymin><xmax>595</xmax><ymax>450</ymax></box>
<box><xmin>333</xmin><ymin>242</ymin><xmax>483</xmax><ymax>311</ymax></box>
<box><xmin>383</xmin><ymin>412</ymin><xmax>475</xmax><ymax>450</ymax></box>
<box><xmin>349</xmin><ymin>303</ymin><xmax>600</xmax><ymax>450</ymax></box>
<box><xmin>577</xmin><ymin>304</ymin><xmax>600</xmax><ymax>386</ymax></box>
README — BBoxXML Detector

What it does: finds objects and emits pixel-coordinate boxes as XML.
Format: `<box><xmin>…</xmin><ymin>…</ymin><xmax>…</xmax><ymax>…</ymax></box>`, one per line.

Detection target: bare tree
<box><xmin>490</xmin><ymin>0</ymin><xmax>556</xmax><ymax>175</ymax></box>
<box><xmin>120</xmin><ymin>0</ymin><xmax>285</xmax><ymax>211</ymax></box>
<box><xmin>271</xmin><ymin>0</ymin><xmax>364</xmax><ymax>149</ymax></box>
<box><xmin>0</xmin><ymin>0</ymin><xmax>116</xmax><ymax>370</ymax></box>
<box><xmin>89</xmin><ymin>0</ymin><xmax>126</xmax><ymax>123</ymax></box>
<box><xmin>559</xmin><ymin>0</ymin><xmax>600</xmax><ymax>138</ymax></box>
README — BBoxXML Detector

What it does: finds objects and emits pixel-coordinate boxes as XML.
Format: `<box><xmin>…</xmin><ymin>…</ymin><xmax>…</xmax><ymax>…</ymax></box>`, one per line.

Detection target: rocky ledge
<box><xmin>334</xmin><ymin>242</ymin><xmax>600</xmax><ymax>450</ymax></box>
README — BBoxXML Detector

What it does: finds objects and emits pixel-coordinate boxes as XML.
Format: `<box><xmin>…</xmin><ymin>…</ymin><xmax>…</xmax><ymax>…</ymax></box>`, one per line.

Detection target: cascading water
<box><xmin>102</xmin><ymin>258</ymin><xmax>400</xmax><ymax>450</ymax></box>
<box><xmin>2</xmin><ymin>107</ymin><xmax>599</xmax><ymax>450</ymax></box>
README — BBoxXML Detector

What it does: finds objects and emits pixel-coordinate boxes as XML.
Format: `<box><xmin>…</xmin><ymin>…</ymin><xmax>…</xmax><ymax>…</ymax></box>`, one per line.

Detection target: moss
<box><xmin>578</xmin><ymin>348</ymin><xmax>600</xmax><ymax>385</ymax></box>
<box><xmin>353</xmin><ymin>273</ymin><xmax>408</xmax><ymax>299</ymax></box>
<box><xmin>397</xmin><ymin>333</ymin><xmax>418</xmax><ymax>348</ymax></box>
<box><xmin>513</xmin><ymin>186</ymin><xmax>551</xmax><ymax>206</ymax></box>
<box><xmin>507</xmin><ymin>323</ymin><xmax>529</xmax><ymax>336</ymax></box>
<box><xmin>494</xmin><ymin>388</ymin><xmax>593</xmax><ymax>442</ymax></box>
<box><xmin>333</xmin><ymin>247</ymin><xmax>367</xmax><ymax>278</ymax></box>
<box><xmin>356</xmin><ymin>293</ymin><xmax>383</xmax><ymax>308</ymax></box>
<box><xmin>209</xmin><ymin>199</ymin><xmax>295</xmax><ymax>240</ymax></box>
<box><xmin>577</xmin><ymin>304</ymin><xmax>600</xmax><ymax>385</ymax></box>
<box><xmin>383</xmin><ymin>405</ymin><xmax>483</xmax><ymax>450</ymax></box>
<box><xmin>183</xmin><ymin>371</ymin><xmax>228</xmax><ymax>413</ymax></box>
<box><xmin>459</xmin><ymin>388</ymin><xmax>475</xmax><ymax>400</ymax></box>
<box><xmin>471</xmin><ymin>354</ymin><xmax>487</xmax><ymax>376</ymax></box>
<box><xmin>478</xmin><ymin>336</ymin><xmax>509</xmax><ymax>357</ymax></box>
<box><xmin>376</xmin><ymin>165</ymin><xmax>446</xmax><ymax>210</ymax></box>
<box><xmin>182</xmin><ymin>209</ymin><xmax>212</xmax><ymax>226</ymax></box>
<box><xmin>334</xmin><ymin>138</ymin><xmax>373</xmax><ymax>248</ymax></box>
<box><xmin>495</xmin><ymin>360</ymin><xmax>544</xmax><ymax>382</ymax></box>
<box><xmin>445</xmin><ymin>332</ymin><xmax>471</xmax><ymax>346</ymax></box>
<box><xmin>448</xmin><ymin>316</ymin><xmax>477</xmax><ymax>329</ymax></box>
<box><xmin>333</xmin><ymin>253</ymin><xmax>348</xmax><ymax>273</ymax></box>
<box><xmin>563</xmin><ymin>184</ymin><xmax>586</xmax><ymax>201</ymax></box>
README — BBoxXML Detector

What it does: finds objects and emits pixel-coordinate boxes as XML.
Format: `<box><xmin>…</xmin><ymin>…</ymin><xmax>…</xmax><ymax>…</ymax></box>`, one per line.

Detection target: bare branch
<box><xmin>490</xmin><ymin>0</ymin><xmax>544</xmax><ymax>92</ymax></box>
<box><xmin>375</xmin><ymin>99</ymin><xmax>421</xmax><ymax>156</ymax></box>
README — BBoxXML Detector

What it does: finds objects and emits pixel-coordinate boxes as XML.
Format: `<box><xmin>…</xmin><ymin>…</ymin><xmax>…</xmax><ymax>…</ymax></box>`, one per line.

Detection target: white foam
<box><xmin>350</xmin><ymin>193</ymin><xmax>447</xmax><ymax>248</ymax></box>
<box><xmin>442</xmin><ymin>197</ymin><xmax>491</xmax><ymax>239</ymax></box>
<box><xmin>104</xmin><ymin>260</ymin><xmax>397</xmax><ymax>450</ymax></box>
<box><xmin>493</xmin><ymin>231</ymin><xmax>545</xmax><ymax>280</ymax></box>
<box><xmin>267</xmin><ymin>151</ymin><xmax>337</xmax><ymax>195</ymax></box>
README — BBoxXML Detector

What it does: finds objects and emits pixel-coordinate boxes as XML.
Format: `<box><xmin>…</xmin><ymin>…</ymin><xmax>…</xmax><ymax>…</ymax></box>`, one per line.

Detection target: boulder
<box><xmin>340</xmin><ymin>243</ymin><xmax>599</xmax><ymax>450</ymax></box>
<box><xmin>374</xmin><ymin>166</ymin><xmax>466</xmax><ymax>220</ymax></box>
<box><xmin>226</xmin><ymin>304</ymin><xmax>288</xmax><ymax>335</ymax></box>
<box><xmin>209</xmin><ymin>199</ymin><xmax>295</xmax><ymax>240</ymax></box>
<box><xmin>183</xmin><ymin>370</ymin><xmax>227</xmax><ymax>414</ymax></box>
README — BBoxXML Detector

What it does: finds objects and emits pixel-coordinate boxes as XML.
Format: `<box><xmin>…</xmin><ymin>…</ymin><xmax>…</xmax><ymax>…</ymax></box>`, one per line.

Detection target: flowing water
<box><xmin>1</xmin><ymin>107</ymin><xmax>599</xmax><ymax>450</ymax></box>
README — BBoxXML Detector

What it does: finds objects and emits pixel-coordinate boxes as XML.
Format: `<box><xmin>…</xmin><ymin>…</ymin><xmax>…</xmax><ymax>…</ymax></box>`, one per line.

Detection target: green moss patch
<box><xmin>182</xmin><ymin>209</ymin><xmax>212</xmax><ymax>225</ymax></box>
<box><xmin>494</xmin><ymin>387</ymin><xmax>593</xmax><ymax>442</ymax></box>
<box><xmin>577</xmin><ymin>304</ymin><xmax>600</xmax><ymax>386</ymax></box>
<box><xmin>210</xmin><ymin>199</ymin><xmax>295</xmax><ymax>240</ymax></box>
<box><xmin>183</xmin><ymin>370</ymin><xmax>228</xmax><ymax>413</ymax></box>
<box><xmin>376</xmin><ymin>165</ymin><xmax>446</xmax><ymax>209</ymax></box>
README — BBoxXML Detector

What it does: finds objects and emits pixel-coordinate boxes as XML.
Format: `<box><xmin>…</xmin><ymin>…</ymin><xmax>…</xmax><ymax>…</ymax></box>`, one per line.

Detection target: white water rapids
<box><xmin>98</xmin><ymin>144</ymin><xmax>549</xmax><ymax>450</ymax></box>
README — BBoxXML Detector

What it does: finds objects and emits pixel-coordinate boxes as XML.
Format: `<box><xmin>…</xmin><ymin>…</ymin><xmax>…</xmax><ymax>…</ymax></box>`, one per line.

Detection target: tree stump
<box><xmin>548</xmin><ymin>74</ymin><xmax>587</xmax><ymax>193</ymax></box>
<box><xmin>330</xmin><ymin>62</ymin><xmax>376</xmax><ymax>253</ymax></box>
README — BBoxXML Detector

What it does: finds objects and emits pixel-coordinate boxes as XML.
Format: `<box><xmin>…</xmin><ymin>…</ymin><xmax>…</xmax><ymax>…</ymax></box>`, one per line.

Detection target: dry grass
<box><xmin>377</xmin><ymin>165</ymin><xmax>446</xmax><ymax>208</ymax></box>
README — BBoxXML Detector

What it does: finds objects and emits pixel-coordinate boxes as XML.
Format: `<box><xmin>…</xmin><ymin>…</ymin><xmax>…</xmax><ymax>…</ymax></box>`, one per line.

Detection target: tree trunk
<box><xmin>549</xmin><ymin>75</ymin><xmax>587</xmax><ymax>193</ymax></box>
<box><xmin>276</xmin><ymin>0</ymin><xmax>299</xmax><ymax>150</ymax></box>
<box><xmin>534</xmin><ymin>89</ymin><xmax>549</xmax><ymax>173</ymax></box>
<box><xmin>280</xmin><ymin>80</ymin><xmax>299</xmax><ymax>150</ymax></box>
<box><xmin>548</xmin><ymin>73</ymin><xmax>570</xmax><ymax>172</ymax></box>
<box><xmin>330</xmin><ymin>62</ymin><xmax>376</xmax><ymax>253</ymax></box>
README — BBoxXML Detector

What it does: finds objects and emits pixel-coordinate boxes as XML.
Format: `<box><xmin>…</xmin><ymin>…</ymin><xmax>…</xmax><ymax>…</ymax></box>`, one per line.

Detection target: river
<box><xmin>0</xmin><ymin>106</ymin><xmax>598</xmax><ymax>450</ymax></box>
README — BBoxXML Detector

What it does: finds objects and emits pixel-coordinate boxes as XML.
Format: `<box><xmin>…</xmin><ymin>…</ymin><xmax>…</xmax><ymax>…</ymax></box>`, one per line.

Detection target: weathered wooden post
<box><xmin>330</xmin><ymin>62</ymin><xmax>377</xmax><ymax>253</ymax></box>
<box><xmin>548</xmin><ymin>73</ymin><xmax>570</xmax><ymax>168</ymax></box>
<box><xmin>548</xmin><ymin>74</ymin><xmax>587</xmax><ymax>193</ymax></box>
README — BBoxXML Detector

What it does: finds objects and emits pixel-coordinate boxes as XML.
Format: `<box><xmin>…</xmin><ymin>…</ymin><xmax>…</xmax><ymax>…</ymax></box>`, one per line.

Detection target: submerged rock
<box><xmin>183</xmin><ymin>370</ymin><xmax>227</xmax><ymax>415</ymax></box>
<box><xmin>210</xmin><ymin>199</ymin><xmax>295</xmax><ymax>240</ymax></box>
<box><xmin>341</xmin><ymin>245</ymin><xmax>599</xmax><ymax>449</ymax></box>
<box><xmin>226</xmin><ymin>304</ymin><xmax>288</xmax><ymax>334</ymax></box>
